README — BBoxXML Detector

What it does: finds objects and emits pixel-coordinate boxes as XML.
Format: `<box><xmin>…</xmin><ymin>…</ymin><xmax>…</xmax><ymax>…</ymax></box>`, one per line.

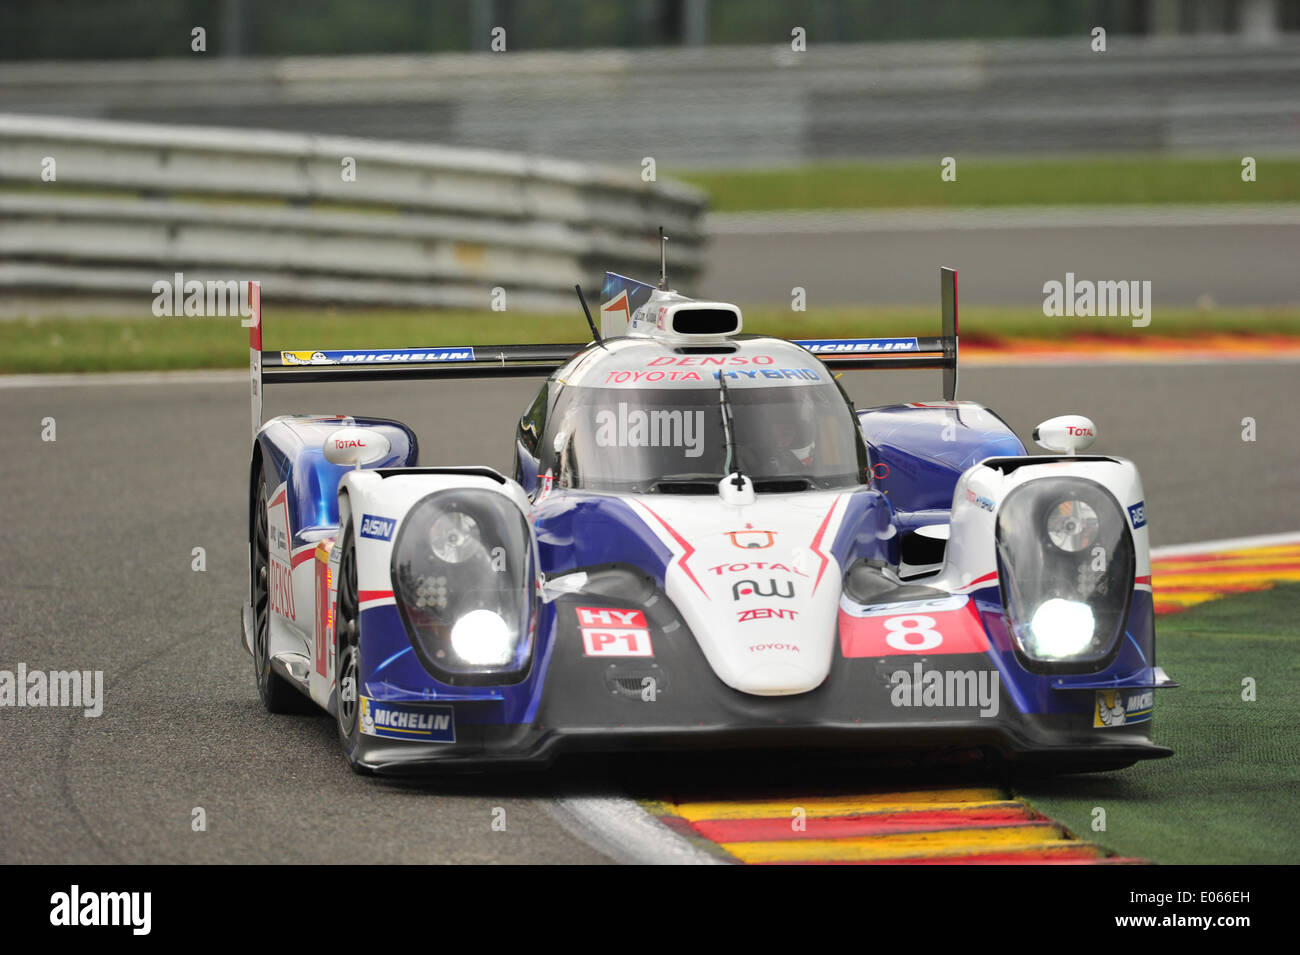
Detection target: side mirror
<box><xmin>323</xmin><ymin>428</ymin><xmax>391</xmax><ymax>468</ymax></box>
<box><xmin>1033</xmin><ymin>415</ymin><xmax>1096</xmax><ymax>455</ymax></box>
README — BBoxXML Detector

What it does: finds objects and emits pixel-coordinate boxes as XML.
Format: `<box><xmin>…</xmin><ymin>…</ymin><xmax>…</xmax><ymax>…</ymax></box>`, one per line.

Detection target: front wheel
<box><xmin>334</xmin><ymin>525</ymin><xmax>370</xmax><ymax>773</ymax></box>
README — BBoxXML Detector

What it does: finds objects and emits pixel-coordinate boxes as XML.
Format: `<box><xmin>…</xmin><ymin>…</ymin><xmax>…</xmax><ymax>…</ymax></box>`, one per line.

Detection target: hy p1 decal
<box><xmin>576</xmin><ymin>607</ymin><xmax>652</xmax><ymax>656</ymax></box>
<box><xmin>360</xmin><ymin>696</ymin><xmax>455</xmax><ymax>742</ymax></box>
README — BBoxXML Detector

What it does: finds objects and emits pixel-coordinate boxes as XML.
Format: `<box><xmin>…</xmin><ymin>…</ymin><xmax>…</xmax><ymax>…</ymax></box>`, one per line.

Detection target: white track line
<box><xmin>0</xmin><ymin>369</ymin><xmax>246</xmax><ymax>388</ymax></box>
<box><xmin>548</xmin><ymin>792</ymin><xmax>727</xmax><ymax>865</ymax></box>
<box><xmin>1151</xmin><ymin>531</ymin><xmax>1300</xmax><ymax>558</ymax></box>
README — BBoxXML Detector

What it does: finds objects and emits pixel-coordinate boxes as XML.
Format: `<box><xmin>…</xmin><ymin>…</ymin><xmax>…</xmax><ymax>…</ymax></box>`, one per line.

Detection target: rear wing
<box><xmin>248</xmin><ymin>267</ymin><xmax>959</xmax><ymax>439</ymax></box>
<box><xmin>791</xmin><ymin>266</ymin><xmax>958</xmax><ymax>398</ymax></box>
<box><xmin>246</xmin><ymin>287</ymin><xmax>583</xmax><ymax>440</ymax></box>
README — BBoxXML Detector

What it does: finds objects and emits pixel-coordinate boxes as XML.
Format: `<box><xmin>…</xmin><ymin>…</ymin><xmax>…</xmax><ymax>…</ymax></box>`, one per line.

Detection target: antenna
<box><xmin>658</xmin><ymin>226</ymin><xmax>668</xmax><ymax>290</ymax></box>
<box><xmin>574</xmin><ymin>284</ymin><xmax>603</xmax><ymax>344</ymax></box>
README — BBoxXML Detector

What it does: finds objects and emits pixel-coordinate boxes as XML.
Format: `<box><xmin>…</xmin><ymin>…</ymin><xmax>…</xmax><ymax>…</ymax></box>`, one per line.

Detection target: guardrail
<box><xmin>0</xmin><ymin>114</ymin><xmax>707</xmax><ymax>313</ymax></box>
<box><xmin>2</xmin><ymin>36</ymin><xmax>1298</xmax><ymax>166</ymax></box>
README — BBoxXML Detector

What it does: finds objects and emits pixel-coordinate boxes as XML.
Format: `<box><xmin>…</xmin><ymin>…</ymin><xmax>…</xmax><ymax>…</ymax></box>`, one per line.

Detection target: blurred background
<box><xmin>0</xmin><ymin>0</ymin><xmax>1298</xmax><ymax>370</ymax></box>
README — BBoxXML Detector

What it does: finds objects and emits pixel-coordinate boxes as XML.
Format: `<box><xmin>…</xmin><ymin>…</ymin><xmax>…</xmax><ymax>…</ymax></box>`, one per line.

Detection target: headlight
<box><xmin>1027</xmin><ymin>598</ymin><xmax>1095</xmax><ymax>658</ymax></box>
<box><xmin>1045</xmin><ymin>499</ymin><xmax>1099</xmax><ymax>552</ymax></box>
<box><xmin>995</xmin><ymin>477</ymin><xmax>1134</xmax><ymax>671</ymax></box>
<box><xmin>430</xmin><ymin>512</ymin><xmax>481</xmax><ymax>563</ymax></box>
<box><xmin>391</xmin><ymin>489</ymin><xmax>537</xmax><ymax>685</ymax></box>
<box><xmin>450</xmin><ymin>609</ymin><xmax>512</xmax><ymax>666</ymax></box>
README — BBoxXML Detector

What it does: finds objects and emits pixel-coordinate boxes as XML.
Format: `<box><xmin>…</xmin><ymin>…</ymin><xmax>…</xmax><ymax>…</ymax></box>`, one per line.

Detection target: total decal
<box><xmin>1094</xmin><ymin>688</ymin><xmax>1153</xmax><ymax>727</ymax></box>
<box><xmin>359</xmin><ymin>696</ymin><xmax>456</xmax><ymax>742</ymax></box>
<box><xmin>839</xmin><ymin>594</ymin><xmax>991</xmax><ymax>658</ymax></box>
<box><xmin>708</xmin><ymin>560</ymin><xmax>808</xmax><ymax>578</ymax></box>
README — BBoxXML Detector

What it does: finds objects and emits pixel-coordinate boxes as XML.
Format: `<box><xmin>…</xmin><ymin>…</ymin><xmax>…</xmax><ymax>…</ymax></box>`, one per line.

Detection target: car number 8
<box><xmin>883</xmin><ymin>615</ymin><xmax>943</xmax><ymax>652</ymax></box>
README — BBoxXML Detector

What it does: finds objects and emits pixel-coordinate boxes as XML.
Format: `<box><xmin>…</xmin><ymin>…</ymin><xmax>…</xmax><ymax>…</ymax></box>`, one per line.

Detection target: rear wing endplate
<box><xmin>792</xmin><ymin>267</ymin><xmax>958</xmax><ymax>399</ymax></box>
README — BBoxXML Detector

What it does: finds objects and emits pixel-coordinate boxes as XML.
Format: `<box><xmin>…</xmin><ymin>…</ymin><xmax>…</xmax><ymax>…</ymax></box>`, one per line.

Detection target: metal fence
<box><xmin>1</xmin><ymin>36</ymin><xmax>1298</xmax><ymax>168</ymax></box>
<box><xmin>0</xmin><ymin>114</ymin><xmax>706</xmax><ymax>312</ymax></box>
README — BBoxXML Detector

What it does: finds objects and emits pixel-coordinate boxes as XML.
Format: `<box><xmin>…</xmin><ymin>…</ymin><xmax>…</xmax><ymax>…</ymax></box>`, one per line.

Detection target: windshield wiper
<box><xmin>716</xmin><ymin>370</ymin><xmax>746</xmax><ymax>493</ymax></box>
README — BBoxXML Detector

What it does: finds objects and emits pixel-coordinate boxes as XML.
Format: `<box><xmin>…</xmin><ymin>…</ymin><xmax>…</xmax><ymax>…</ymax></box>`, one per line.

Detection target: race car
<box><xmin>240</xmin><ymin>267</ymin><xmax>1176</xmax><ymax>774</ymax></box>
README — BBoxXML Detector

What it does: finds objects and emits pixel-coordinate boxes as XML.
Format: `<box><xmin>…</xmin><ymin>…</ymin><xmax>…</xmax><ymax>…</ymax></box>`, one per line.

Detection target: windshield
<box><xmin>543</xmin><ymin>382</ymin><xmax>868</xmax><ymax>493</ymax></box>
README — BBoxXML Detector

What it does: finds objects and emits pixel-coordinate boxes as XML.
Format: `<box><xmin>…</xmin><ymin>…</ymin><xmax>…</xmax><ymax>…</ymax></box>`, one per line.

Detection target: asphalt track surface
<box><xmin>1</xmin><ymin>360</ymin><xmax>1297</xmax><ymax>863</ymax></box>
<box><xmin>704</xmin><ymin>212</ymin><xmax>1300</xmax><ymax>307</ymax></box>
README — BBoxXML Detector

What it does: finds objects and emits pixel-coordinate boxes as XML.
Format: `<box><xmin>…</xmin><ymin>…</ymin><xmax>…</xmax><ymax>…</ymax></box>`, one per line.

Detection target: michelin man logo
<box><xmin>1096</xmin><ymin>690</ymin><xmax>1127</xmax><ymax>726</ymax></box>
<box><xmin>282</xmin><ymin>351</ymin><xmax>335</xmax><ymax>366</ymax></box>
<box><xmin>360</xmin><ymin>696</ymin><xmax>375</xmax><ymax>735</ymax></box>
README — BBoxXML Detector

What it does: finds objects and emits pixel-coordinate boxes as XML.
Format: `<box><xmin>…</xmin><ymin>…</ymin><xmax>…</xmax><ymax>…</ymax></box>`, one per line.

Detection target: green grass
<box><xmin>679</xmin><ymin>156</ymin><xmax>1300</xmax><ymax>213</ymax></box>
<box><xmin>2</xmin><ymin>304</ymin><xmax>1297</xmax><ymax>375</ymax></box>
<box><xmin>1015</xmin><ymin>584</ymin><xmax>1300</xmax><ymax>865</ymax></box>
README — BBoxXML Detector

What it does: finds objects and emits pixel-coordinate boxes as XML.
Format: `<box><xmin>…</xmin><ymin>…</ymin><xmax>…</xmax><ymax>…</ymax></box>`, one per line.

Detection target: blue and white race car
<box><xmin>241</xmin><ymin>268</ymin><xmax>1175</xmax><ymax>774</ymax></box>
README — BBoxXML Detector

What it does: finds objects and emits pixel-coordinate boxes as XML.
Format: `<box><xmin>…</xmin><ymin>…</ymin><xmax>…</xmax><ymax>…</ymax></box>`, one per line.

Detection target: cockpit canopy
<box><xmin>538</xmin><ymin>373</ymin><xmax>868</xmax><ymax>494</ymax></box>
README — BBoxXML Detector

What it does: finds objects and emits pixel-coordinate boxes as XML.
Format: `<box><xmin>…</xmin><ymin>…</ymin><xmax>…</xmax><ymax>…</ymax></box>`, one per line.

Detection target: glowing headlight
<box><xmin>391</xmin><ymin>488</ymin><xmax>538</xmax><ymax>685</ymax></box>
<box><xmin>995</xmin><ymin>477</ymin><xmax>1134</xmax><ymax>671</ymax></box>
<box><xmin>429</xmin><ymin>512</ymin><xmax>481</xmax><ymax>563</ymax></box>
<box><xmin>450</xmin><ymin>609</ymin><xmax>513</xmax><ymax>666</ymax></box>
<box><xmin>1027</xmin><ymin>598</ymin><xmax>1096</xmax><ymax>658</ymax></box>
<box><xmin>1046</xmin><ymin>499</ymin><xmax>1099</xmax><ymax>552</ymax></box>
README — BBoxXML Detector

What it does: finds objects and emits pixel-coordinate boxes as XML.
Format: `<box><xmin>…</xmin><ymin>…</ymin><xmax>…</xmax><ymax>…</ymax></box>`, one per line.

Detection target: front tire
<box><xmin>334</xmin><ymin>524</ymin><xmax>370</xmax><ymax>773</ymax></box>
<box><xmin>252</xmin><ymin>470</ymin><xmax>312</xmax><ymax>713</ymax></box>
